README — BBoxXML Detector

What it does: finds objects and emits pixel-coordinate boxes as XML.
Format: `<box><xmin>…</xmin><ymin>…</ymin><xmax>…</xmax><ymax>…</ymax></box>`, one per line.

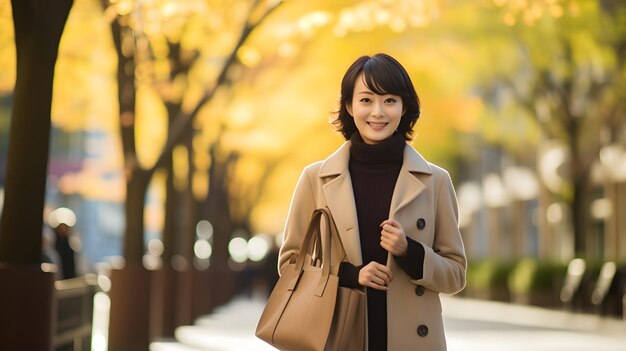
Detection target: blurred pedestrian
<box><xmin>52</xmin><ymin>222</ymin><xmax>77</xmax><ymax>279</ymax></box>
<box><xmin>278</xmin><ymin>53</ymin><xmax>467</xmax><ymax>350</ymax></box>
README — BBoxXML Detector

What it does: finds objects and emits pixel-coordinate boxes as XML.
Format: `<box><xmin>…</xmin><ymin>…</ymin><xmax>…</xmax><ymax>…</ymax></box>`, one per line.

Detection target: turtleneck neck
<box><xmin>349</xmin><ymin>132</ymin><xmax>405</xmax><ymax>165</ymax></box>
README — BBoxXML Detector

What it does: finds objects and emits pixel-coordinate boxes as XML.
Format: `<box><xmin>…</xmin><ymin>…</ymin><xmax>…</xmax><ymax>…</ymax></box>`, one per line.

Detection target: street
<box><xmin>150</xmin><ymin>294</ymin><xmax>626</xmax><ymax>351</ymax></box>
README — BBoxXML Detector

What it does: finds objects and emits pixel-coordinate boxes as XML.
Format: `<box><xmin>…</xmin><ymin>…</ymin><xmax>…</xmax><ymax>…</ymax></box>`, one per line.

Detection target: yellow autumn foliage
<box><xmin>4</xmin><ymin>0</ymin><xmax>596</xmax><ymax>235</ymax></box>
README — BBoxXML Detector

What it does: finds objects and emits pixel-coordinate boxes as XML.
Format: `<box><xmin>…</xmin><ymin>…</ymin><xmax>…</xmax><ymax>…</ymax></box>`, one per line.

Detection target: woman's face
<box><xmin>347</xmin><ymin>74</ymin><xmax>404</xmax><ymax>144</ymax></box>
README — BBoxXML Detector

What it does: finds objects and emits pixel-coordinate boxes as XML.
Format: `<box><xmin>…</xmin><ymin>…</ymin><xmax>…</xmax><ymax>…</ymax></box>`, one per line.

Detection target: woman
<box><xmin>279</xmin><ymin>53</ymin><xmax>466</xmax><ymax>350</ymax></box>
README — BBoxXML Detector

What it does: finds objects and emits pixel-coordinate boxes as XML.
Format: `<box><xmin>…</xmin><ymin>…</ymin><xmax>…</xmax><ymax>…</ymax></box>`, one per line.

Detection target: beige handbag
<box><xmin>256</xmin><ymin>207</ymin><xmax>365</xmax><ymax>351</ymax></box>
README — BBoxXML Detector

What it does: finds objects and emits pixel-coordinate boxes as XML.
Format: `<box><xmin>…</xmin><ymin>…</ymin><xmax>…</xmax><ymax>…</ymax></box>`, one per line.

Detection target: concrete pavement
<box><xmin>442</xmin><ymin>297</ymin><xmax>626</xmax><ymax>351</ymax></box>
<box><xmin>151</xmin><ymin>294</ymin><xmax>626</xmax><ymax>351</ymax></box>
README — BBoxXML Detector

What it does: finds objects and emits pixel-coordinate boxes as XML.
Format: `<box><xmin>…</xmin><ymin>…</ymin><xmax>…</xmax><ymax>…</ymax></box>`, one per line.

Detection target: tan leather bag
<box><xmin>326</xmin><ymin>281</ymin><xmax>365</xmax><ymax>351</ymax></box>
<box><xmin>256</xmin><ymin>207</ymin><xmax>364</xmax><ymax>351</ymax></box>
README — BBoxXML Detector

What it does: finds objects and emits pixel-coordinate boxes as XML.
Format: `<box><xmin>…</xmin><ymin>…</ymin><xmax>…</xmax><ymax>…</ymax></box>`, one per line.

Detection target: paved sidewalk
<box><xmin>151</xmin><ymin>296</ymin><xmax>273</xmax><ymax>351</ymax></box>
<box><xmin>442</xmin><ymin>297</ymin><xmax>626</xmax><ymax>351</ymax></box>
<box><xmin>151</xmin><ymin>294</ymin><xmax>626</xmax><ymax>351</ymax></box>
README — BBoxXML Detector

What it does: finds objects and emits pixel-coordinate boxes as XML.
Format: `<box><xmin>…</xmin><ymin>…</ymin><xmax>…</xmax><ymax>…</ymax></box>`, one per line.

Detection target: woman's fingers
<box><xmin>380</xmin><ymin>219</ymin><xmax>401</xmax><ymax>230</ymax></box>
<box><xmin>359</xmin><ymin>262</ymin><xmax>393</xmax><ymax>290</ymax></box>
<box><xmin>373</xmin><ymin>267</ymin><xmax>392</xmax><ymax>285</ymax></box>
<box><xmin>380</xmin><ymin>234</ymin><xmax>394</xmax><ymax>247</ymax></box>
<box><xmin>372</xmin><ymin>274</ymin><xmax>387</xmax><ymax>287</ymax></box>
<box><xmin>380</xmin><ymin>263</ymin><xmax>393</xmax><ymax>282</ymax></box>
<box><xmin>380</xmin><ymin>218</ymin><xmax>408</xmax><ymax>256</ymax></box>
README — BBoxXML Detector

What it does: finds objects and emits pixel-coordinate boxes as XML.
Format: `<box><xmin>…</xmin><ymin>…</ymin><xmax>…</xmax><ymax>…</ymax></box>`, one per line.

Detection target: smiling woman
<box><xmin>276</xmin><ymin>53</ymin><xmax>467</xmax><ymax>351</ymax></box>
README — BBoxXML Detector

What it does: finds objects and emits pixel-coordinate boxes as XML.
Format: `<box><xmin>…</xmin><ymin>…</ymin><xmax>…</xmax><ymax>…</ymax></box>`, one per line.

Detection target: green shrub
<box><xmin>465</xmin><ymin>260</ymin><xmax>518</xmax><ymax>301</ymax></box>
<box><xmin>471</xmin><ymin>260</ymin><xmax>517</xmax><ymax>290</ymax></box>
<box><xmin>508</xmin><ymin>258</ymin><xmax>568</xmax><ymax>295</ymax></box>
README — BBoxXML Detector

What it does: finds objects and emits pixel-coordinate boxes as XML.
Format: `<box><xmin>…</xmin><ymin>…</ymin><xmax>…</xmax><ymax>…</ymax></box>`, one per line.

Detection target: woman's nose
<box><xmin>371</xmin><ymin>102</ymin><xmax>384</xmax><ymax>117</ymax></box>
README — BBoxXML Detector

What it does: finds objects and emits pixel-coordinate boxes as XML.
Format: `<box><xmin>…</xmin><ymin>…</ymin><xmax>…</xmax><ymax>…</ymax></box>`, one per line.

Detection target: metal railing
<box><xmin>53</xmin><ymin>274</ymin><xmax>98</xmax><ymax>351</ymax></box>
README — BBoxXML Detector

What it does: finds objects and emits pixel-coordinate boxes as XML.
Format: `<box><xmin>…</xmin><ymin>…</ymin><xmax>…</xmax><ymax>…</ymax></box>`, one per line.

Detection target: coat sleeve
<box><xmin>412</xmin><ymin>171</ymin><xmax>467</xmax><ymax>295</ymax></box>
<box><xmin>277</xmin><ymin>164</ymin><xmax>319</xmax><ymax>275</ymax></box>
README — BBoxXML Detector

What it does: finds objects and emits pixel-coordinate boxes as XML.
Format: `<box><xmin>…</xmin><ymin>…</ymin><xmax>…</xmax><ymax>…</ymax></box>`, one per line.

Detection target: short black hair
<box><xmin>331</xmin><ymin>53</ymin><xmax>421</xmax><ymax>141</ymax></box>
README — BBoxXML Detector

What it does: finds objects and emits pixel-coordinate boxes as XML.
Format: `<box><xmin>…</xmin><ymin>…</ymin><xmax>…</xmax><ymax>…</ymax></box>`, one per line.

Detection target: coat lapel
<box><xmin>388</xmin><ymin>145</ymin><xmax>433</xmax><ymax>219</ymax></box>
<box><xmin>319</xmin><ymin>142</ymin><xmax>363</xmax><ymax>265</ymax></box>
<box><xmin>386</xmin><ymin>145</ymin><xmax>432</xmax><ymax>267</ymax></box>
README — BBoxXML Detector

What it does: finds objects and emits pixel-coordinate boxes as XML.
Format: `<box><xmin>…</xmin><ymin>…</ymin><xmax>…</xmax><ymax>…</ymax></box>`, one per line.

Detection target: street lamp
<box><xmin>598</xmin><ymin>143</ymin><xmax>626</xmax><ymax>262</ymax></box>
<box><xmin>457</xmin><ymin>182</ymin><xmax>482</xmax><ymax>258</ymax></box>
<box><xmin>483</xmin><ymin>173</ymin><xmax>509</xmax><ymax>208</ymax></box>
<box><xmin>457</xmin><ymin>181</ymin><xmax>482</xmax><ymax>228</ymax></box>
<box><xmin>194</xmin><ymin>220</ymin><xmax>214</xmax><ymax>270</ymax></box>
<box><xmin>503</xmin><ymin>166</ymin><xmax>538</xmax><ymax>201</ymax></box>
<box><xmin>483</xmin><ymin>173</ymin><xmax>509</xmax><ymax>259</ymax></box>
<box><xmin>599</xmin><ymin>144</ymin><xmax>626</xmax><ymax>182</ymax></box>
<box><xmin>503</xmin><ymin>166</ymin><xmax>539</xmax><ymax>258</ymax></box>
<box><xmin>537</xmin><ymin>141</ymin><xmax>569</xmax><ymax>260</ymax></box>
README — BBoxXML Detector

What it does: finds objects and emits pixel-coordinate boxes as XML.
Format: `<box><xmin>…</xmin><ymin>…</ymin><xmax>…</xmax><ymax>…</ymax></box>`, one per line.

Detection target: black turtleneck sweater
<box><xmin>337</xmin><ymin>132</ymin><xmax>425</xmax><ymax>351</ymax></box>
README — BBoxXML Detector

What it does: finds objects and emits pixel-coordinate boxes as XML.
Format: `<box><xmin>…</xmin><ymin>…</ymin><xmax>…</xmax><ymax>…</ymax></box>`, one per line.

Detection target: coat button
<box><xmin>416</xmin><ymin>218</ymin><xmax>426</xmax><ymax>230</ymax></box>
<box><xmin>415</xmin><ymin>285</ymin><xmax>425</xmax><ymax>296</ymax></box>
<box><xmin>417</xmin><ymin>324</ymin><xmax>428</xmax><ymax>337</ymax></box>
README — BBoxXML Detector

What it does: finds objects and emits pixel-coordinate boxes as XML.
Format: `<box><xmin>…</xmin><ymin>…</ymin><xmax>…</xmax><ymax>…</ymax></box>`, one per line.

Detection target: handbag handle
<box><xmin>289</xmin><ymin>208</ymin><xmax>334</xmax><ymax>296</ymax></box>
<box><xmin>321</xmin><ymin>207</ymin><xmax>348</xmax><ymax>264</ymax></box>
<box><xmin>312</xmin><ymin>207</ymin><xmax>348</xmax><ymax>268</ymax></box>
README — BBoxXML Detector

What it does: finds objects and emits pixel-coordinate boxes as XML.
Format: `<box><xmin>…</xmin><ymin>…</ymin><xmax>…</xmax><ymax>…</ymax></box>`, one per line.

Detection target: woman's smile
<box><xmin>367</xmin><ymin>121</ymin><xmax>389</xmax><ymax>130</ymax></box>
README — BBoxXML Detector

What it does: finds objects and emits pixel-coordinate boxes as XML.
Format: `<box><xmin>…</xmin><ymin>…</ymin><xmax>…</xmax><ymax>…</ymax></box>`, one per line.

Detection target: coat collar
<box><xmin>319</xmin><ymin>140</ymin><xmax>433</xmax><ymax>177</ymax></box>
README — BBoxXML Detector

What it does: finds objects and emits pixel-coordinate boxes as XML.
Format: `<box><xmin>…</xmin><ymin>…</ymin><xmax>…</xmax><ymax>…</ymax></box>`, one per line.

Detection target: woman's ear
<box><xmin>346</xmin><ymin>103</ymin><xmax>353</xmax><ymax>117</ymax></box>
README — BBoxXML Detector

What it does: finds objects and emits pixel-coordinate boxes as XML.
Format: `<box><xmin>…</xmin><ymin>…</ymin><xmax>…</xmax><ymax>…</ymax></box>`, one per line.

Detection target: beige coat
<box><xmin>279</xmin><ymin>141</ymin><xmax>467</xmax><ymax>351</ymax></box>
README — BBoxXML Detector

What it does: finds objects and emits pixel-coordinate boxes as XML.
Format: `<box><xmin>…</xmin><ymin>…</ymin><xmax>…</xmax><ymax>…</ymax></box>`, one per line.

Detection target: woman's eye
<box><xmin>359</xmin><ymin>98</ymin><xmax>371</xmax><ymax>103</ymax></box>
<box><xmin>385</xmin><ymin>98</ymin><xmax>397</xmax><ymax>104</ymax></box>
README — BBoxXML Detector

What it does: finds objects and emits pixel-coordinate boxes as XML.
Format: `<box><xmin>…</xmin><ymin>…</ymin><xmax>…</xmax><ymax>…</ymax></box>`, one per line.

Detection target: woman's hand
<box><xmin>380</xmin><ymin>219</ymin><xmax>408</xmax><ymax>256</ymax></box>
<box><xmin>358</xmin><ymin>261</ymin><xmax>393</xmax><ymax>291</ymax></box>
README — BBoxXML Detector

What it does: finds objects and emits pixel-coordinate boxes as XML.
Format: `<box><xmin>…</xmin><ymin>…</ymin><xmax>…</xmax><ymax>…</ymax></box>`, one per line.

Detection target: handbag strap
<box><xmin>319</xmin><ymin>206</ymin><xmax>348</xmax><ymax>263</ymax></box>
<box><xmin>289</xmin><ymin>208</ymin><xmax>334</xmax><ymax>296</ymax></box>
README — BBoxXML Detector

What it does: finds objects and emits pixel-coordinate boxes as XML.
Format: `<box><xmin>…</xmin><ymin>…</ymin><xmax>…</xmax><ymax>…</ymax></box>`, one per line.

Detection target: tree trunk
<box><xmin>204</xmin><ymin>151</ymin><xmax>238</xmax><ymax>305</ymax></box>
<box><xmin>0</xmin><ymin>0</ymin><xmax>72</xmax><ymax>263</ymax></box>
<box><xmin>566</xmin><ymin>117</ymin><xmax>591</xmax><ymax>258</ymax></box>
<box><xmin>107</xmin><ymin>167</ymin><xmax>152</xmax><ymax>351</ymax></box>
<box><xmin>123</xmin><ymin>167</ymin><xmax>150</xmax><ymax>264</ymax></box>
<box><xmin>0</xmin><ymin>1</ymin><xmax>72</xmax><ymax>349</ymax></box>
<box><xmin>152</xmin><ymin>93</ymin><xmax>187</xmax><ymax>336</ymax></box>
<box><xmin>151</xmin><ymin>153</ymin><xmax>177</xmax><ymax>338</ymax></box>
<box><xmin>108</xmin><ymin>264</ymin><xmax>151</xmax><ymax>351</ymax></box>
<box><xmin>176</xmin><ymin>135</ymin><xmax>196</xmax><ymax>325</ymax></box>
<box><xmin>571</xmin><ymin>173</ymin><xmax>591</xmax><ymax>258</ymax></box>
<box><xmin>105</xmin><ymin>9</ymin><xmax>154</xmax><ymax>349</ymax></box>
